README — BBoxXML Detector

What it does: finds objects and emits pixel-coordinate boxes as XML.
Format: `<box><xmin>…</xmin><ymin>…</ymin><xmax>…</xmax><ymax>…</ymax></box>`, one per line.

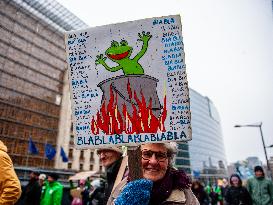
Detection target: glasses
<box><xmin>97</xmin><ymin>150</ymin><xmax>113</xmax><ymax>155</ymax></box>
<box><xmin>141</xmin><ymin>150</ymin><xmax>168</xmax><ymax>162</ymax></box>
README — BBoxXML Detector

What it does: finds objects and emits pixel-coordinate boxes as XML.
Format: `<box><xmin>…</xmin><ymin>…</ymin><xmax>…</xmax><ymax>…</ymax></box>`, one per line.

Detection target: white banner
<box><xmin>65</xmin><ymin>15</ymin><xmax>191</xmax><ymax>148</ymax></box>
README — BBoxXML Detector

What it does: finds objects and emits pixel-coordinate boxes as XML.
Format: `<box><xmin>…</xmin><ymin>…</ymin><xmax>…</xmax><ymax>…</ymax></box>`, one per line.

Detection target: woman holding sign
<box><xmin>107</xmin><ymin>143</ymin><xmax>199</xmax><ymax>205</ymax></box>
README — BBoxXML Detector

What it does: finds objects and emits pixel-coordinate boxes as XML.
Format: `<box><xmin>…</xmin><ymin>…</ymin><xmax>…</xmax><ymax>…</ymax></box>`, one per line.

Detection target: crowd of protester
<box><xmin>1</xmin><ymin>139</ymin><xmax>273</xmax><ymax>205</ymax></box>
<box><xmin>191</xmin><ymin>165</ymin><xmax>273</xmax><ymax>205</ymax></box>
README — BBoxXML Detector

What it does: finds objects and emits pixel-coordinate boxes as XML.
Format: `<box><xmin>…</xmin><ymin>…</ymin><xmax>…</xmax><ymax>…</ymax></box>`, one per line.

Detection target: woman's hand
<box><xmin>114</xmin><ymin>179</ymin><xmax>153</xmax><ymax>205</ymax></box>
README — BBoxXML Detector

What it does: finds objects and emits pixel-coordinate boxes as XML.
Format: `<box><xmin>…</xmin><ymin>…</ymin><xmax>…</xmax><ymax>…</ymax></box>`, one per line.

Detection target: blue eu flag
<box><xmin>193</xmin><ymin>170</ymin><xmax>201</xmax><ymax>178</ymax></box>
<box><xmin>28</xmin><ymin>137</ymin><xmax>38</xmax><ymax>155</ymax></box>
<box><xmin>60</xmin><ymin>146</ymin><xmax>68</xmax><ymax>162</ymax></box>
<box><xmin>45</xmin><ymin>143</ymin><xmax>56</xmax><ymax>160</ymax></box>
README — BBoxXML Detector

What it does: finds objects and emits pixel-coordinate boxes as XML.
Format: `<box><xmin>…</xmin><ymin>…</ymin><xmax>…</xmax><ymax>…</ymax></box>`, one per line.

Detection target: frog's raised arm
<box><xmin>133</xmin><ymin>31</ymin><xmax>152</xmax><ymax>62</ymax></box>
<box><xmin>95</xmin><ymin>54</ymin><xmax>122</xmax><ymax>72</ymax></box>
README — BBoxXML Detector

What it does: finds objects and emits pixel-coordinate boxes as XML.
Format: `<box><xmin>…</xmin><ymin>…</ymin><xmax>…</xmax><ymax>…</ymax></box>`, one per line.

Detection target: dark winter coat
<box><xmin>225</xmin><ymin>186</ymin><xmax>252</xmax><ymax>205</ymax></box>
<box><xmin>21</xmin><ymin>178</ymin><xmax>41</xmax><ymax>205</ymax></box>
<box><xmin>102</xmin><ymin>157</ymin><xmax>122</xmax><ymax>205</ymax></box>
<box><xmin>209</xmin><ymin>191</ymin><xmax>219</xmax><ymax>205</ymax></box>
<box><xmin>89</xmin><ymin>185</ymin><xmax>105</xmax><ymax>205</ymax></box>
<box><xmin>191</xmin><ymin>187</ymin><xmax>209</xmax><ymax>205</ymax></box>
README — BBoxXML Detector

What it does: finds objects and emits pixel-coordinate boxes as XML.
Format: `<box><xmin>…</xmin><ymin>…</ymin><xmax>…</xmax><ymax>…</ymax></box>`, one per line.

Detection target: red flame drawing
<box><xmin>91</xmin><ymin>81</ymin><xmax>167</xmax><ymax>135</ymax></box>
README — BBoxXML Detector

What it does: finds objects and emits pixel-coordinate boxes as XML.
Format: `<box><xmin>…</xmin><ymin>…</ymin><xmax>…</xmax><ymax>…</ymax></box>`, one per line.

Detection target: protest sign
<box><xmin>65</xmin><ymin>15</ymin><xmax>191</xmax><ymax>148</ymax></box>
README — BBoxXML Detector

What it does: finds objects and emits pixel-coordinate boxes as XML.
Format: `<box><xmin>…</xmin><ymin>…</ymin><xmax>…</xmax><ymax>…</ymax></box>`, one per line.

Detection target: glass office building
<box><xmin>0</xmin><ymin>0</ymin><xmax>87</xmax><ymax>169</ymax></box>
<box><xmin>188</xmin><ymin>88</ymin><xmax>227</xmax><ymax>179</ymax></box>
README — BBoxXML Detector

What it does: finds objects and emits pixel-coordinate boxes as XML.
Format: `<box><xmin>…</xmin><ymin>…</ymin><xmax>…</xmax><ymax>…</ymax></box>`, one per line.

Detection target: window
<box><xmin>177</xmin><ymin>151</ymin><xmax>189</xmax><ymax>158</ymax></box>
<box><xmin>178</xmin><ymin>143</ymin><xmax>189</xmax><ymax>151</ymax></box>
<box><xmin>80</xmin><ymin>150</ymin><xmax>84</xmax><ymax>160</ymax></box>
<box><xmin>89</xmin><ymin>164</ymin><xmax>93</xmax><ymax>170</ymax></box>
<box><xmin>69</xmin><ymin>135</ymin><xmax>74</xmax><ymax>145</ymax></box>
<box><xmin>90</xmin><ymin>151</ymin><xmax>94</xmax><ymax>162</ymax></box>
<box><xmin>70</xmin><ymin>134</ymin><xmax>74</xmax><ymax>142</ymax></box>
<box><xmin>80</xmin><ymin>163</ymin><xmax>83</xmax><ymax>171</ymax></box>
<box><xmin>68</xmin><ymin>162</ymin><xmax>72</xmax><ymax>169</ymax></box>
<box><xmin>175</xmin><ymin>159</ymin><xmax>190</xmax><ymax>166</ymax></box>
<box><xmin>69</xmin><ymin>148</ymin><xmax>73</xmax><ymax>158</ymax></box>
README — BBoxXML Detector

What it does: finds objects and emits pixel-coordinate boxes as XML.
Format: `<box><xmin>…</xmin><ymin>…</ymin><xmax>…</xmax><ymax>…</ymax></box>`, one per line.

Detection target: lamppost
<box><xmin>234</xmin><ymin>122</ymin><xmax>272</xmax><ymax>179</ymax></box>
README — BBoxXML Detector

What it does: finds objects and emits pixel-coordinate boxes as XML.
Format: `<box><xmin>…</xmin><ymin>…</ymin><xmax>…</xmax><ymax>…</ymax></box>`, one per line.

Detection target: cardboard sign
<box><xmin>65</xmin><ymin>15</ymin><xmax>191</xmax><ymax>148</ymax></box>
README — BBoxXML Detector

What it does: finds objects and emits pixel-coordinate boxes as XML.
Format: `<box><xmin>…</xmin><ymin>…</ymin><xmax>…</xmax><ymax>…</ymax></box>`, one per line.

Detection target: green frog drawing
<box><xmin>95</xmin><ymin>31</ymin><xmax>152</xmax><ymax>75</ymax></box>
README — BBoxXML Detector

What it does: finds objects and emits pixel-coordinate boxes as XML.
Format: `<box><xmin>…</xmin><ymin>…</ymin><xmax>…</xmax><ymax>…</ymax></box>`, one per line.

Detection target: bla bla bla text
<box><xmin>167</xmin><ymin>64</ymin><xmax>186</xmax><ymax>72</ymax></box>
<box><xmin>76</xmin><ymin>131</ymin><xmax>188</xmax><ymax>146</ymax></box>
<box><xmin>153</xmin><ymin>18</ymin><xmax>175</xmax><ymax>25</ymax></box>
<box><xmin>167</xmin><ymin>75</ymin><xmax>187</xmax><ymax>82</ymax></box>
<box><xmin>162</xmin><ymin>52</ymin><xmax>182</xmax><ymax>61</ymax></box>
<box><xmin>170</xmin><ymin>119</ymin><xmax>190</xmax><ymax>125</ymax></box>
<box><xmin>162</xmin><ymin>35</ymin><xmax>182</xmax><ymax>43</ymax></box>
<box><xmin>75</xmin><ymin>109</ymin><xmax>91</xmax><ymax>116</ymax></box>
<box><xmin>164</xmin><ymin>41</ymin><xmax>183</xmax><ymax>48</ymax></box>
<box><xmin>67</xmin><ymin>32</ymin><xmax>89</xmax><ymax>44</ymax></box>
<box><xmin>167</xmin><ymin>70</ymin><xmax>186</xmax><ymax>77</ymax></box>
<box><xmin>72</xmin><ymin>79</ymin><xmax>87</xmax><ymax>87</ymax></box>
<box><xmin>168</xmin><ymin>81</ymin><xmax>185</xmax><ymax>87</ymax></box>
<box><xmin>163</xmin><ymin>46</ymin><xmax>183</xmax><ymax>54</ymax></box>
<box><xmin>74</xmin><ymin>89</ymin><xmax>99</xmax><ymax>99</ymax></box>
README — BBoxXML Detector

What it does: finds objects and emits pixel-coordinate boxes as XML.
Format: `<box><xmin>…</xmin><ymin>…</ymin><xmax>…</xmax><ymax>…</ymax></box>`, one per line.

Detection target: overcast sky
<box><xmin>56</xmin><ymin>0</ymin><xmax>273</xmax><ymax>164</ymax></box>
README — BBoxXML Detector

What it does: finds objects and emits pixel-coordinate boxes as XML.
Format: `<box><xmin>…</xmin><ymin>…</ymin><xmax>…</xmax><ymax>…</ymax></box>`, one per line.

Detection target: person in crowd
<box><xmin>246</xmin><ymin>166</ymin><xmax>273</xmax><ymax>205</ymax></box>
<box><xmin>191</xmin><ymin>180</ymin><xmax>209</xmax><ymax>205</ymax></box>
<box><xmin>40</xmin><ymin>173</ymin><xmax>63</xmax><ymax>205</ymax></box>
<box><xmin>89</xmin><ymin>179</ymin><xmax>105</xmax><ymax>205</ymax></box>
<box><xmin>0</xmin><ymin>140</ymin><xmax>22</xmax><ymax>204</ymax></box>
<box><xmin>81</xmin><ymin>179</ymin><xmax>92</xmax><ymax>205</ymax></box>
<box><xmin>38</xmin><ymin>174</ymin><xmax>47</xmax><ymax>187</ymax></box>
<box><xmin>96</xmin><ymin>147</ymin><xmax>123</xmax><ymax>205</ymax></box>
<box><xmin>214</xmin><ymin>182</ymin><xmax>223</xmax><ymax>205</ymax></box>
<box><xmin>107</xmin><ymin>143</ymin><xmax>199</xmax><ymax>205</ymax></box>
<box><xmin>21</xmin><ymin>171</ymin><xmax>41</xmax><ymax>205</ymax></box>
<box><xmin>208</xmin><ymin>186</ymin><xmax>219</xmax><ymax>205</ymax></box>
<box><xmin>71</xmin><ymin>179</ymin><xmax>84</xmax><ymax>205</ymax></box>
<box><xmin>71</xmin><ymin>178</ymin><xmax>91</xmax><ymax>205</ymax></box>
<box><xmin>221</xmin><ymin>178</ymin><xmax>229</xmax><ymax>200</ymax></box>
<box><xmin>204</xmin><ymin>183</ymin><xmax>211</xmax><ymax>195</ymax></box>
<box><xmin>225</xmin><ymin>174</ymin><xmax>252</xmax><ymax>205</ymax></box>
<box><xmin>205</xmin><ymin>183</ymin><xmax>219</xmax><ymax>205</ymax></box>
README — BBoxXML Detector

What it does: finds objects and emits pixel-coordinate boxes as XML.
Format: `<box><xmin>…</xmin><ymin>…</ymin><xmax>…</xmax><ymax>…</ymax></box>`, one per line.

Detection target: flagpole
<box><xmin>43</xmin><ymin>138</ymin><xmax>48</xmax><ymax>169</ymax></box>
<box><xmin>25</xmin><ymin>136</ymin><xmax>38</xmax><ymax>178</ymax></box>
<box><xmin>25</xmin><ymin>136</ymin><xmax>31</xmax><ymax>179</ymax></box>
<box><xmin>24</xmin><ymin>152</ymin><xmax>29</xmax><ymax>179</ymax></box>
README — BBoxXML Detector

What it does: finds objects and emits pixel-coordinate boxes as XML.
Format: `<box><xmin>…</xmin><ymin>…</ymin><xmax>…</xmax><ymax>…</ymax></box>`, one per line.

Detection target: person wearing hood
<box><xmin>96</xmin><ymin>147</ymin><xmax>123</xmax><ymax>205</ymax></box>
<box><xmin>40</xmin><ymin>173</ymin><xmax>63</xmax><ymax>205</ymax></box>
<box><xmin>0</xmin><ymin>140</ymin><xmax>22</xmax><ymax>204</ymax></box>
<box><xmin>246</xmin><ymin>166</ymin><xmax>273</xmax><ymax>205</ymax></box>
<box><xmin>225</xmin><ymin>174</ymin><xmax>252</xmax><ymax>205</ymax></box>
<box><xmin>21</xmin><ymin>171</ymin><xmax>41</xmax><ymax>205</ymax></box>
